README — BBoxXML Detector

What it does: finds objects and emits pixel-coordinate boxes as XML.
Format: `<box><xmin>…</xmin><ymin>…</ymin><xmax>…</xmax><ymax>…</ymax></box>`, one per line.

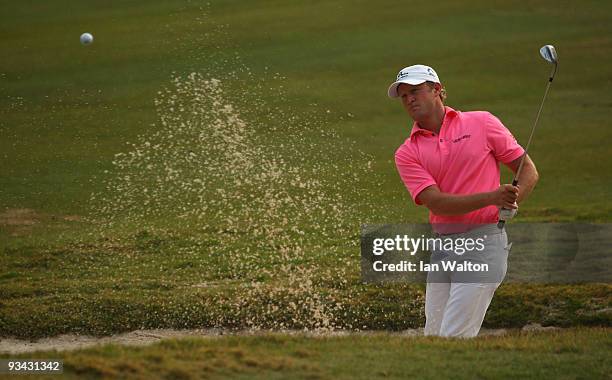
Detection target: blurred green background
<box><xmin>1</xmin><ymin>0</ymin><xmax>610</xmax><ymax>221</ymax></box>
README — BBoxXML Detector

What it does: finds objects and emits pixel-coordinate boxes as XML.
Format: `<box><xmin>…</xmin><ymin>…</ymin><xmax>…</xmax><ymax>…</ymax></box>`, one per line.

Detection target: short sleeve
<box><xmin>395</xmin><ymin>145</ymin><xmax>437</xmax><ymax>205</ymax></box>
<box><xmin>486</xmin><ymin>113</ymin><xmax>525</xmax><ymax>164</ymax></box>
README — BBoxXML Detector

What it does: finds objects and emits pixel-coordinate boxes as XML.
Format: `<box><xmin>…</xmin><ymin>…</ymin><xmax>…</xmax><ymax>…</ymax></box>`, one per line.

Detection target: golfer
<box><xmin>388</xmin><ymin>65</ymin><xmax>539</xmax><ymax>338</ymax></box>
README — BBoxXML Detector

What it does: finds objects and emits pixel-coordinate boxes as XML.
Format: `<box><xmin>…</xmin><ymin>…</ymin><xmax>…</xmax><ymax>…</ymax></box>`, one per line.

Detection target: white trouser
<box><xmin>424</xmin><ymin>282</ymin><xmax>499</xmax><ymax>337</ymax></box>
<box><xmin>424</xmin><ymin>224</ymin><xmax>510</xmax><ymax>338</ymax></box>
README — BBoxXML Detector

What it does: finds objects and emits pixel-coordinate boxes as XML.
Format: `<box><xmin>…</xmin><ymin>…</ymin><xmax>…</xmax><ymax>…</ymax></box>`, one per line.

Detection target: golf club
<box><xmin>498</xmin><ymin>44</ymin><xmax>558</xmax><ymax>228</ymax></box>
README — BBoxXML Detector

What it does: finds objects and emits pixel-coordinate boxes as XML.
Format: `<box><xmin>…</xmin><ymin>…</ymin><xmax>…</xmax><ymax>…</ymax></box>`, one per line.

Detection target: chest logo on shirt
<box><xmin>452</xmin><ymin>134</ymin><xmax>471</xmax><ymax>143</ymax></box>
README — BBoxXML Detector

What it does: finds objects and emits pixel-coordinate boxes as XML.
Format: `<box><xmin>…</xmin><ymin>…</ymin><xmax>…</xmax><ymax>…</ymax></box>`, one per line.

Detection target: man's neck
<box><xmin>417</xmin><ymin>103</ymin><xmax>446</xmax><ymax>135</ymax></box>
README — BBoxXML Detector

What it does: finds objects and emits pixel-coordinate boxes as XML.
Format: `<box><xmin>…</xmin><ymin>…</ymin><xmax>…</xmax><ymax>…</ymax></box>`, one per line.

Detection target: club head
<box><xmin>540</xmin><ymin>45</ymin><xmax>558</xmax><ymax>64</ymax></box>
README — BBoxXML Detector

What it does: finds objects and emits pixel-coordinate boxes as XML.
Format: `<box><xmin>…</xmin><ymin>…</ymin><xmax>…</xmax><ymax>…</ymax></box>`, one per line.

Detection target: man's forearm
<box><xmin>427</xmin><ymin>191</ymin><xmax>494</xmax><ymax>216</ymax></box>
<box><xmin>515</xmin><ymin>160</ymin><xmax>539</xmax><ymax>204</ymax></box>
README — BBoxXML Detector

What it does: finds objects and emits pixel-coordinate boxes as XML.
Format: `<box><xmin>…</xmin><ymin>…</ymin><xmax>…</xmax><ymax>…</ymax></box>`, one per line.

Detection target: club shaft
<box><xmin>498</xmin><ymin>63</ymin><xmax>556</xmax><ymax>229</ymax></box>
<box><xmin>514</xmin><ymin>73</ymin><xmax>554</xmax><ymax>181</ymax></box>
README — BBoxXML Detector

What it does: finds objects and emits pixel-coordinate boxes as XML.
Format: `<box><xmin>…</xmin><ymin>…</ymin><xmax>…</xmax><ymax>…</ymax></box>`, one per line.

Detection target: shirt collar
<box><xmin>409</xmin><ymin>106</ymin><xmax>459</xmax><ymax>140</ymax></box>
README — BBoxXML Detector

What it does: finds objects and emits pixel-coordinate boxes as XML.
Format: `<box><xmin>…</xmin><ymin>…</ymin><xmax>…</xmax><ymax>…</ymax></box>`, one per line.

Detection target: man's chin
<box><xmin>408</xmin><ymin>111</ymin><xmax>424</xmax><ymax>121</ymax></box>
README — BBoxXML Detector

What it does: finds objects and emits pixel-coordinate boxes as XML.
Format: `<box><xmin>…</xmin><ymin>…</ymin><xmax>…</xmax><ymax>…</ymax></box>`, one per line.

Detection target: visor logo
<box><xmin>397</xmin><ymin>68</ymin><xmax>435</xmax><ymax>81</ymax></box>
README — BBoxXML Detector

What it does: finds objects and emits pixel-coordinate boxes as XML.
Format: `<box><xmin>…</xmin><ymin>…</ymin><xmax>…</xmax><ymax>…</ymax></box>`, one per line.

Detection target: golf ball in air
<box><xmin>80</xmin><ymin>33</ymin><xmax>94</xmax><ymax>45</ymax></box>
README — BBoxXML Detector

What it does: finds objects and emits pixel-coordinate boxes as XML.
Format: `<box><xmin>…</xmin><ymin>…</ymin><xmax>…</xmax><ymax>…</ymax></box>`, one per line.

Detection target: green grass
<box><xmin>0</xmin><ymin>227</ymin><xmax>610</xmax><ymax>339</ymax></box>
<box><xmin>1</xmin><ymin>0</ymin><xmax>611</xmax><ymax>345</ymax></box>
<box><xmin>1</xmin><ymin>328</ymin><xmax>610</xmax><ymax>379</ymax></box>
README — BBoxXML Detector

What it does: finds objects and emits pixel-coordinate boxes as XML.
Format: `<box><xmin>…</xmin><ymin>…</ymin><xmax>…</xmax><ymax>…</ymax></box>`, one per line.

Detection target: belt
<box><xmin>434</xmin><ymin>224</ymin><xmax>504</xmax><ymax>239</ymax></box>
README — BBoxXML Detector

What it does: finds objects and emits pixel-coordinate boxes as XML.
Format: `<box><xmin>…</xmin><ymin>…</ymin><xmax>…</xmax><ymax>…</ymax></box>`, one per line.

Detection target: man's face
<box><xmin>397</xmin><ymin>82</ymin><xmax>440</xmax><ymax>121</ymax></box>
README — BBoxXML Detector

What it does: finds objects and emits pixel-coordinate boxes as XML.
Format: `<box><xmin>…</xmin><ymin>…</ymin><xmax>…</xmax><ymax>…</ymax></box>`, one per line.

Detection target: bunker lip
<box><xmin>0</xmin><ymin>326</ymin><xmax>562</xmax><ymax>354</ymax></box>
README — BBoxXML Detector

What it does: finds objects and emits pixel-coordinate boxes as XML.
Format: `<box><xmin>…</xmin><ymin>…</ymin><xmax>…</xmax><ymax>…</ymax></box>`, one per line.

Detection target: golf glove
<box><xmin>498</xmin><ymin>203</ymin><xmax>518</xmax><ymax>221</ymax></box>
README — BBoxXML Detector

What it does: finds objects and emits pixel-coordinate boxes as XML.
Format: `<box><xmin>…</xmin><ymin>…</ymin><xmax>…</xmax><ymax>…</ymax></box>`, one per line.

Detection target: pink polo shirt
<box><xmin>395</xmin><ymin>106</ymin><xmax>524</xmax><ymax>232</ymax></box>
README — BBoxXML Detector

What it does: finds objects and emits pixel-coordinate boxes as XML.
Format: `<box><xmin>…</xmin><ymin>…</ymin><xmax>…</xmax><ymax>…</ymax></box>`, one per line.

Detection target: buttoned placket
<box><xmin>438</xmin><ymin>113</ymin><xmax>451</xmax><ymax>155</ymax></box>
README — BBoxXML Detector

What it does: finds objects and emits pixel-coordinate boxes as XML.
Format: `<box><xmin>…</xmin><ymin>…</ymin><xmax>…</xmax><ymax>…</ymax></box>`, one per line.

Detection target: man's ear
<box><xmin>433</xmin><ymin>82</ymin><xmax>442</xmax><ymax>95</ymax></box>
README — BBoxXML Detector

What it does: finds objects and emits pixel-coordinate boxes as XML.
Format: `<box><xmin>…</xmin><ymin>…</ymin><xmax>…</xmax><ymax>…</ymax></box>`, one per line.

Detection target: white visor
<box><xmin>387</xmin><ymin>64</ymin><xmax>441</xmax><ymax>98</ymax></box>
